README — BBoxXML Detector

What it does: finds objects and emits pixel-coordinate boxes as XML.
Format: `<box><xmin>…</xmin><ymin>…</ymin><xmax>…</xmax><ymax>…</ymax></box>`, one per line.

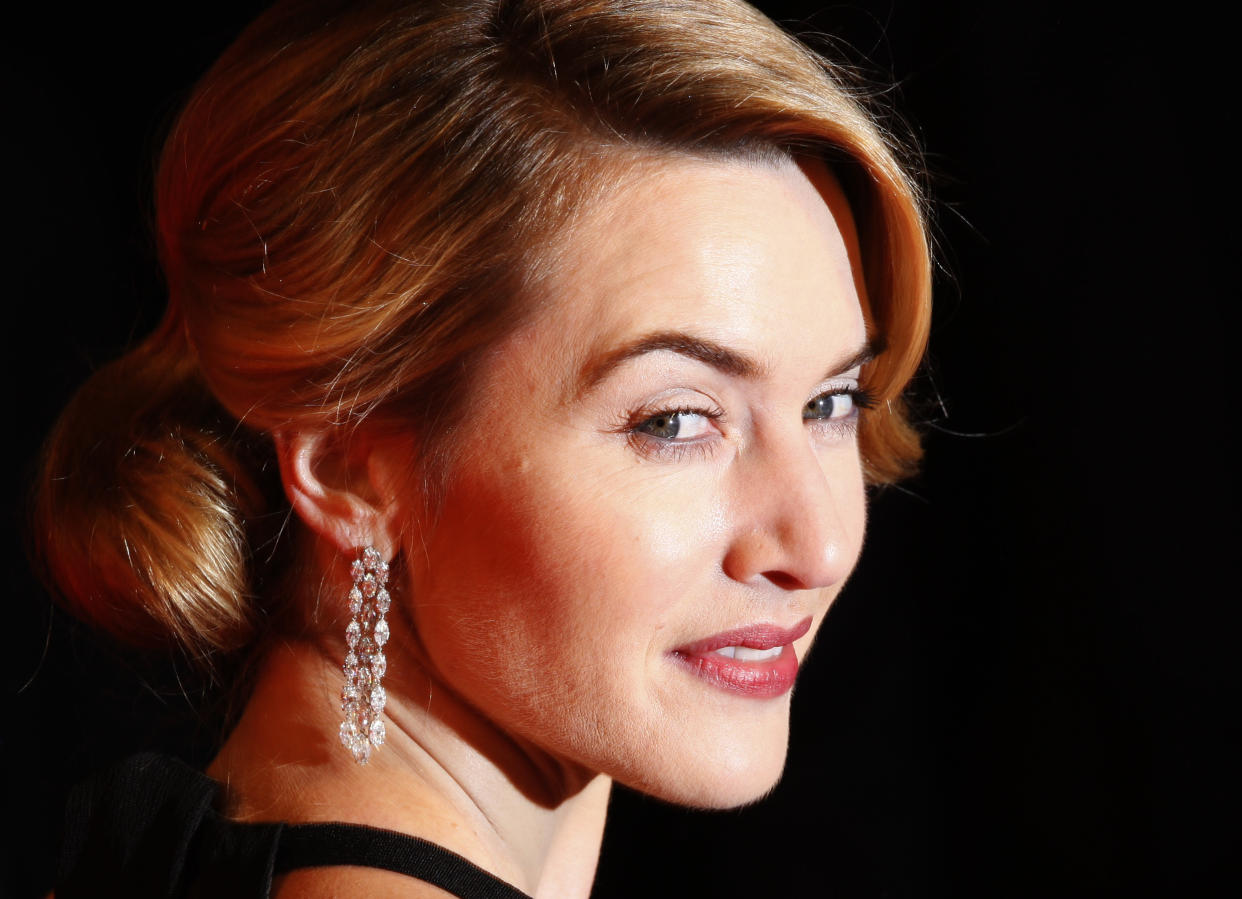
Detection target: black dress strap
<box><xmin>276</xmin><ymin>822</ymin><xmax>531</xmax><ymax>898</ymax></box>
<box><xmin>56</xmin><ymin>753</ymin><xmax>532</xmax><ymax>898</ymax></box>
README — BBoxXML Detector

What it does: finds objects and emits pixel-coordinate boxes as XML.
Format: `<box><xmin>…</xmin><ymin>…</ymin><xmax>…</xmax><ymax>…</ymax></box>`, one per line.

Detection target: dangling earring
<box><xmin>339</xmin><ymin>545</ymin><xmax>391</xmax><ymax>764</ymax></box>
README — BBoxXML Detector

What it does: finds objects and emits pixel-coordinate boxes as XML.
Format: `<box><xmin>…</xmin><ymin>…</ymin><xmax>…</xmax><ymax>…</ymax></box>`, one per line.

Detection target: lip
<box><xmin>669</xmin><ymin>616</ymin><xmax>813</xmax><ymax>698</ymax></box>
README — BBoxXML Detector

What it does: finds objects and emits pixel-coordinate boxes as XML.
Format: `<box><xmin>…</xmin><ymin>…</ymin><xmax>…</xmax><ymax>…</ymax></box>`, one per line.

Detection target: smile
<box><xmin>670</xmin><ymin>616</ymin><xmax>813</xmax><ymax>698</ymax></box>
<box><xmin>712</xmin><ymin>645</ymin><xmax>782</xmax><ymax>661</ymax></box>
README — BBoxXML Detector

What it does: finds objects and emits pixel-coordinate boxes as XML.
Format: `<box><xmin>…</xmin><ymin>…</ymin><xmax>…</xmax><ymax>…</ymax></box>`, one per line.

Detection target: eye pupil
<box><xmin>804</xmin><ymin>395</ymin><xmax>835</xmax><ymax>418</ymax></box>
<box><xmin>803</xmin><ymin>391</ymin><xmax>856</xmax><ymax>421</ymax></box>
<box><xmin>640</xmin><ymin>412</ymin><xmax>680</xmax><ymax>439</ymax></box>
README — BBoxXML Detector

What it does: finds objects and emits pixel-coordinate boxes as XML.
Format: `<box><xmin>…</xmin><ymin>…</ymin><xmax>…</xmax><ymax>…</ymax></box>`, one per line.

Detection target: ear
<box><xmin>272</xmin><ymin>425</ymin><xmax>411</xmax><ymax>560</ymax></box>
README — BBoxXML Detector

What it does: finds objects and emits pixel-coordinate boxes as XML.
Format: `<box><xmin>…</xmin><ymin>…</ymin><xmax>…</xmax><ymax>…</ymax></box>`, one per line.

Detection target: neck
<box><xmin>208</xmin><ymin>639</ymin><xmax>611</xmax><ymax>898</ymax></box>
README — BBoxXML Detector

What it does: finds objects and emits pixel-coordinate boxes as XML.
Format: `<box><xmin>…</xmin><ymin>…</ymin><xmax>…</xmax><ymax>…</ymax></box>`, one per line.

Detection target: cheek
<box><xmin>837</xmin><ymin>449</ymin><xmax>869</xmax><ymax>564</ymax></box>
<box><xmin>411</xmin><ymin>448</ymin><xmax>726</xmax><ymax>727</ymax></box>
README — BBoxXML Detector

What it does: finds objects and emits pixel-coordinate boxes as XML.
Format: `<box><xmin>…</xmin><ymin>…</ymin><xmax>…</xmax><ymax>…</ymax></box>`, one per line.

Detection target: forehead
<box><xmin>519</xmin><ymin>154</ymin><xmax>867</xmax><ymax>383</ymax></box>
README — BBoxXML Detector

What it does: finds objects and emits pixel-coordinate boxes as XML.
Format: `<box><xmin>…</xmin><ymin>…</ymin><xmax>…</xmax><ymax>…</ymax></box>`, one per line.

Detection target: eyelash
<box><xmin>624</xmin><ymin>387</ymin><xmax>875</xmax><ymax>461</ymax></box>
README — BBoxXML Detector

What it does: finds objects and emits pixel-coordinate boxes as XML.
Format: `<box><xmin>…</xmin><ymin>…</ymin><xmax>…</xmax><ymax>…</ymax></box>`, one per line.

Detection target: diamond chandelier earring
<box><xmin>339</xmin><ymin>545</ymin><xmax>391</xmax><ymax>764</ymax></box>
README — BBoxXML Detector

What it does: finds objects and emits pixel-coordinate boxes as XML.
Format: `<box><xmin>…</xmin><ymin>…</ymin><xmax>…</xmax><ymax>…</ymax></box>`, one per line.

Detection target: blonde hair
<box><xmin>33</xmin><ymin>0</ymin><xmax>931</xmax><ymax>664</ymax></box>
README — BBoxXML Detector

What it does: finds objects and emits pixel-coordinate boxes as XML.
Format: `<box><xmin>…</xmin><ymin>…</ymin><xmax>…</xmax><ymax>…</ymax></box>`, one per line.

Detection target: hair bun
<box><xmin>33</xmin><ymin>320</ymin><xmax>268</xmax><ymax>661</ymax></box>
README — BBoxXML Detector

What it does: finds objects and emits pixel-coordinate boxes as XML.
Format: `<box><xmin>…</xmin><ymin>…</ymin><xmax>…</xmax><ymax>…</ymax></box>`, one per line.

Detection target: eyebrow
<box><xmin>575</xmin><ymin>330</ymin><xmax>882</xmax><ymax>395</ymax></box>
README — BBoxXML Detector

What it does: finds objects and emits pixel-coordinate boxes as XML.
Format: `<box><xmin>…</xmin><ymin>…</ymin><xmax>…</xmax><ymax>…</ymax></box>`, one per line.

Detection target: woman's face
<box><xmin>404</xmin><ymin>155</ymin><xmax>869</xmax><ymax>808</ymax></box>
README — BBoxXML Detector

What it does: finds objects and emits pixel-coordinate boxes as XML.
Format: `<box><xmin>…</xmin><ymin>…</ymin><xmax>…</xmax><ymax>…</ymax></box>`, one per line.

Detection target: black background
<box><xmin>5</xmin><ymin>2</ymin><xmax>1237</xmax><ymax>896</ymax></box>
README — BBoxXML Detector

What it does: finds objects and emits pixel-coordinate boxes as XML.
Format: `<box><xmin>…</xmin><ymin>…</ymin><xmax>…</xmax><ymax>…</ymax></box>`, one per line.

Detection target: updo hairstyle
<box><xmin>33</xmin><ymin>0</ymin><xmax>931</xmax><ymax>668</ymax></box>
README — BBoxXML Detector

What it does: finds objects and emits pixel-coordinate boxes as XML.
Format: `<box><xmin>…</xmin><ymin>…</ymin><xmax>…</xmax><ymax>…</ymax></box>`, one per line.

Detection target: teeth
<box><xmin>736</xmin><ymin>645</ymin><xmax>782</xmax><ymax>661</ymax></box>
<box><xmin>713</xmin><ymin>645</ymin><xmax>782</xmax><ymax>662</ymax></box>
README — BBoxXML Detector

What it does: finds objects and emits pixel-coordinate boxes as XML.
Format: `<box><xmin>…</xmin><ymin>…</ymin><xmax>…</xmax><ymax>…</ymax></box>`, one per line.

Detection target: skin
<box><xmin>209</xmin><ymin>154</ymin><xmax>870</xmax><ymax>897</ymax></box>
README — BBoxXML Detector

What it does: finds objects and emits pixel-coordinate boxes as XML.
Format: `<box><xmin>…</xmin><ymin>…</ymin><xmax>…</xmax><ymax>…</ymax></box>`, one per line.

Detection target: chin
<box><xmin>684</xmin><ymin>772</ymin><xmax>786</xmax><ymax>811</ymax></box>
<box><xmin>616</xmin><ymin>725</ymin><xmax>791</xmax><ymax>811</ymax></box>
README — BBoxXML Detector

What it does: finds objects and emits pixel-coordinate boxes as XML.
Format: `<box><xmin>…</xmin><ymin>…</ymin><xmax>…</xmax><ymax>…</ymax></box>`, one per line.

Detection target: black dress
<box><xmin>55</xmin><ymin>753</ymin><xmax>531</xmax><ymax>898</ymax></box>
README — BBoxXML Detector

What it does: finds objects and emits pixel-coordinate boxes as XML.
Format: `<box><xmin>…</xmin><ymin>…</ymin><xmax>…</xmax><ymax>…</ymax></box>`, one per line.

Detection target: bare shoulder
<box><xmin>273</xmin><ymin>866</ymin><xmax>460</xmax><ymax>897</ymax></box>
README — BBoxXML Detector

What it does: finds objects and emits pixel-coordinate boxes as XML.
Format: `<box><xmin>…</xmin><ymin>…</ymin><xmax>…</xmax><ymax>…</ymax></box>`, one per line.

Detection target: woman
<box><xmin>35</xmin><ymin>0</ymin><xmax>931</xmax><ymax>895</ymax></box>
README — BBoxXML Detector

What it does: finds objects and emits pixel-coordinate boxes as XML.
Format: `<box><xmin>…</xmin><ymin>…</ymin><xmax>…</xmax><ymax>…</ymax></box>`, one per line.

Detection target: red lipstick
<box><xmin>670</xmin><ymin>616</ymin><xmax>813</xmax><ymax>698</ymax></box>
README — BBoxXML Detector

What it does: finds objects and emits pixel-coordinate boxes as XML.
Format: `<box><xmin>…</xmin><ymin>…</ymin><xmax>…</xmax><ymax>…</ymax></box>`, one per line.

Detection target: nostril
<box><xmin>762</xmin><ymin>569</ymin><xmax>805</xmax><ymax>591</ymax></box>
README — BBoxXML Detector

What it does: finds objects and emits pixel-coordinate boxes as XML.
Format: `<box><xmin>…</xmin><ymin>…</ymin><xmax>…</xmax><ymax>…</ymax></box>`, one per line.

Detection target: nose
<box><xmin>721</xmin><ymin>429</ymin><xmax>864</xmax><ymax>592</ymax></box>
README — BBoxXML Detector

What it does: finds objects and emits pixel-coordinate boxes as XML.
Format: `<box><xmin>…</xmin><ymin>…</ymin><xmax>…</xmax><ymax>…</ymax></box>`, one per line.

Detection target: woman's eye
<box><xmin>803</xmin><ymin>391</ymin><xmax>856</xmax><ymax>421</ymax></box>
<box><xmin>634</xmin><ymin>410</ymin><xmax>715</xmax><ymax>441</ymax></box>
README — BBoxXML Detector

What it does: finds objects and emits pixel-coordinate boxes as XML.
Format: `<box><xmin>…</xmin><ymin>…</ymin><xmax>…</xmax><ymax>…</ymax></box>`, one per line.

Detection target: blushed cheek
<box><xmin>833</xmin><ymin>462</ymin><xmax>869</xmax><ymax>591</ymax></box>
<box><xmin>582</xmin><ymin>470</ymin><xmax>728</xmax><ymax>602</ymax></box>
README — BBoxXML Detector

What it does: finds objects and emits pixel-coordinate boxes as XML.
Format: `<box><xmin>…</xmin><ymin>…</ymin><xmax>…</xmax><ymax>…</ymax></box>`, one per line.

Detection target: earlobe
<box><xmin>272</xmin><ymin>427</ymin><xmax>406</xmax><ymax>559</ymax></box>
